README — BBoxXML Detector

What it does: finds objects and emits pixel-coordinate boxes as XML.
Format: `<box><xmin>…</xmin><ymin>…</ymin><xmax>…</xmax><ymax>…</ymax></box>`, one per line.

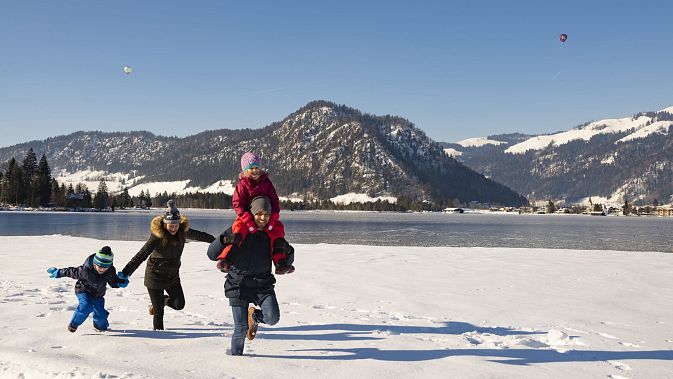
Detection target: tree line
<box><xmin>2</xmin><ymin>149</ymin><xmax>447</xmax><ymax>212</ymax></box>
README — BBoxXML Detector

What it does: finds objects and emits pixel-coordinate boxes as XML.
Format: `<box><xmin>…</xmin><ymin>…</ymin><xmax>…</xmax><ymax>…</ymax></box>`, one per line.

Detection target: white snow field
<box><xmin>1</xmin><ymin>235</ymin><xmax>672</xmax><ymax>378</ymax></box>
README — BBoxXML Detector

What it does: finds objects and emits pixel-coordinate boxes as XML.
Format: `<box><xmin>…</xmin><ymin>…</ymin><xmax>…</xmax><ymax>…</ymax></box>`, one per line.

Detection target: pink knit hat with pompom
<box><xmin>240</xmin><ymin>152</ymin><xmax>262</xmax><ymax>171</ymax></box>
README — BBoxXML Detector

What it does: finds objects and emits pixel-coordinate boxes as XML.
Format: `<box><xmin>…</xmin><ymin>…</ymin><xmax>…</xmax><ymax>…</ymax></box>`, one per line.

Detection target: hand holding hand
<box><xmin>117</xmin><ymin>271</ymin><xmax>129</xmax><ymax>288</ymax></box>
<box><xmin>47</xmin><ymin>267</ymin><xmax>59</xmax><ymax>278</ymax></box>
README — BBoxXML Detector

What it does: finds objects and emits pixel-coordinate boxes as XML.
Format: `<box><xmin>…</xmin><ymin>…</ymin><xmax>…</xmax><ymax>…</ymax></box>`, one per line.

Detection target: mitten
<box><xmin>117</xmin><ymin>271</ymin><xmax>129</xmax><ymax>287</ymax></box>
<box><xmin>47</xmin><ymin>267</ymin><xmax>59</xmax><ymax>278</ymax></box>
<box><xmin>217</xmin><ymin>259</ymin><xmax>230</xmax><ymax>273</ymax></box>
<box><xmin>273</xmin><ymin>238</ymin><xmax>295</xmax><ymax>266</ymax></box>
<box><xmin>240</xmin><ymin>212</ymin><xmax>257</xmax><ymax>233</ymax></box>
<box><xmin>274</xmin><ymin>264</ymin><xmax>295</xmax><ymax>275</ymax></box>
<box><xmin>266</xmin><ymin>212</ymin><xmax>280</xmax><ymax>231</ymax></box>
<box><xmin>118</xmin><ymin>278</ymin><xmax>129</xmax><ymax>288</ymax></box>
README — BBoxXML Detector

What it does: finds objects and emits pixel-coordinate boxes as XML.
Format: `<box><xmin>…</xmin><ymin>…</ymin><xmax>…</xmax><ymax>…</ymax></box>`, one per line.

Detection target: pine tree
<box><xmin>119</xmin><ymin>187</ymin><xmax>132</xmax><ymax>208</ymax></box>
<box><xmin>145</xmin><ymin>190</ymin><xmax>153</xmax><ymax>208</ymax></box>
<box><xmin>546</xmin><ymin>200</ymin><xmax>557</xmax><ymax>214</ymax></box>
<box><xmin>37</xmin><ymin>154</ymin><xmax>52</xmax><ymax>206</ymax></box>
<box><xmin>138</xmin><ymin>190</ymin><xmax>147</xmax><ymax>209</ymax></box>
<box><xmin>51</xmin><ymin>181</ymin><xmax>64</xmax><ymax>207</ymax></box>
<box><xmin>82</xmin><ymin>188</ymin><xmax>93</xmax><ymax>208</ymax></box>
<box><xmin>6</xmin><ymin>158</ymin><xmax>24</xmax><ymax>205</ymax></box>
<box><xmin>93</xmin><ymin>178</ymin><xmax>109</xmax><ymax>209</ymax></box>
<box><xmin>22</xmin><ymin>149</ymin><xmax>39</xmax><ymax>207</ymax></box>
<box><xmin>0</xmin><ymin>172</ymin><xmax>5</xmax><ymax>205</ymax></box>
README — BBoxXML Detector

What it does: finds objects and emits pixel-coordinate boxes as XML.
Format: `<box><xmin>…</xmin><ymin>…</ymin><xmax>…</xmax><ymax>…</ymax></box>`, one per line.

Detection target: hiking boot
<box><xmin>246</xmin><ymin>306</ymin><xmax>258</xmax><ymax>340</ymax></box>
<box><xmin>67</xmin><ymin>323</ymin><xmax>77</xmax><ymax>333</ymax></box>
<box><xmin>93</xmin><ymin>323</ymin><xmax>107</xmax><ymax>332</ymax></box>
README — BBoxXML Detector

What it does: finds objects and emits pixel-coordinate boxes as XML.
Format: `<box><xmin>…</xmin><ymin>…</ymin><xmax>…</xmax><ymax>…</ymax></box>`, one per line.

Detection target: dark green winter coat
<box><xmin>122</xmin><ymin>215</ymin><xmax>215</xmax><ymax>289</ymax></box>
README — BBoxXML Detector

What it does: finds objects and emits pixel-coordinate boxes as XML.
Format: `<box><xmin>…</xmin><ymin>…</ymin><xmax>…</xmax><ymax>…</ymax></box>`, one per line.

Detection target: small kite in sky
<box><xmin>123</xmin><ymin>65</ymin><xmax>133</xmax><ymax>75</ymax></box>
<box><xmin>559</xmin><ymin>33</ymin><xmax>567</xmax><ymax>43</ymax></box>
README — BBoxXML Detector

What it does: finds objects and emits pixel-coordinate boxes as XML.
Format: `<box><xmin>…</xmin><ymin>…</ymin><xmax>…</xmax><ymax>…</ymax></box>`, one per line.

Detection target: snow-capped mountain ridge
<box><xmin>0</xmin><ymin>101</ymin><xmax>528</xmax><ymax>206</ymax></box>
<box><xmin>447</xmin><ymin>105</ymin><xmax>673</xmax><ymax>204</ymax></box>
<box><xmin>505</xmin><ymin>106</ymin><xmax>672</xmax><ymax>154</ymax></box>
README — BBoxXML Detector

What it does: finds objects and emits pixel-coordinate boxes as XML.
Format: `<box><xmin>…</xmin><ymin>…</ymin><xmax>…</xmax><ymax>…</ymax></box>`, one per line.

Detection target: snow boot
<box><xmin>67</xmin><ymin>323</ymin><xmax>77</xmax><ymax>333</ymax></box>
<box><xmin>247</xmin><ymin>306</ymin><xmax>258</xmax><ymax>340</ymax></box>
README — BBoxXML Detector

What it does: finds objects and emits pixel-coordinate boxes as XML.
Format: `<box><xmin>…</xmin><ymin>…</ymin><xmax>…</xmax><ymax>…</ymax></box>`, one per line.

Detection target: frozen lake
<box><xmin>1</xmin><ymin>209</ymin><xmax>671</xmax><ymax>252</ymax></box>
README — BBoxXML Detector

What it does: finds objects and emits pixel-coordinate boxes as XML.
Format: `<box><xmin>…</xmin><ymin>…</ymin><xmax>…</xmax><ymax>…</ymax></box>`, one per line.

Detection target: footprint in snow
<box><xmin>607</xmin><ymin>360</ymin><xmax>632</xmax><ymax>371</ymax></box>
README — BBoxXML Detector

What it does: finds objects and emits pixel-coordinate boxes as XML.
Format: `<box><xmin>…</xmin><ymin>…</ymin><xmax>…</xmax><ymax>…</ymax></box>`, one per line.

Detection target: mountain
<box><xmin>0</xmin><ymin>100</ymin><xmax>528</xmax><ymax>207</ymax></box>
<box><xmin>446</xmin><ymin>106</ymin><xmax>673</xmax><ymax>204</ymax></box>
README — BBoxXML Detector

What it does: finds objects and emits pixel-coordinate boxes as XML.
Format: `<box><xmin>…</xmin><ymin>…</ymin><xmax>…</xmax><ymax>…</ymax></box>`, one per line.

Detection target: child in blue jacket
<box><xmin>47</xmin><ymin>246</ymin><xmax>129</xmax><ymax>332</ymax></box>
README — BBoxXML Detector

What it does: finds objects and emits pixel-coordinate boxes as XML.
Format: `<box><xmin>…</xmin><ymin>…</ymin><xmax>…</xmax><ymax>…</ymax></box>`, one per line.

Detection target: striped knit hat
<box><xmin>240</xmin><ymin>152</ymin><xmax>262</xmax><ymax>172</ymax></box>
<box><xmin>93</xmin><ymin>246</ymin><xmax>114</xmax><ymax>268</ymax></box>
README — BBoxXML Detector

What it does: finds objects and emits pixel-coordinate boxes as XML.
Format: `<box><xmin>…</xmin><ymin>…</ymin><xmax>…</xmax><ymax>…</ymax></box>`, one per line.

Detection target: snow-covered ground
<box><xmin>54</xmin><ymin>169</ymin><xmax>237</xmax><ymax>198</ymax></box>
<box><xmin>455</xmin><ymin>137</ymin><xmax>506</xmax><ymax>148</ymax></box>
<box><xmin>1</xmin><ymin>236</ymin><xmax>672</xmax><ymax>378</ymax></box>
<box><xmin>330</xmin><ymin>193</ymin><xmax>397</xmax><ymax>205</ymax></box>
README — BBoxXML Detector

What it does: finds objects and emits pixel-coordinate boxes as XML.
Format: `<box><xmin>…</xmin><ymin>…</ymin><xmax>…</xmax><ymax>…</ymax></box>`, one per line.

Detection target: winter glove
<box><xmin>274</xmin><ymin>264</ymin><xmax>295</xmax><ymax>275</ymax></box>
<box><xmin>47</xmin><ymin>267</ymin><xmax>59</xmax><ymax>278</ymax></box>
<box><xmin>272</xmin><ymin>238</ymin><xmax>295</xmax><ymax>275</ymax></box>
<box><xmin>273</xmin><ymin>238</ymin><xmax>295</xmax><ymax>266</ymax></box>
<box><xmin>217</xmin><ymin>259</ymin><xmax>230</xmax><ymax>273</ymax></box>
<box><xmin>219</xmin><ymin>231</ymin><xmax>242</xmax><ymax>246</ymax></box>
<box><xmin>265</xmin><ymin>212</ymin><xmax>280</xmax><ymax>231</ymax></box>
<box><xmin>240</xmin><ymin>212</ymin><xmax>257</xmax><ymax>233</ymax></box>
<box><xmin>117</xmin><ymin>271</ymin><xmax>129</xmax><ymax>288</ymax></box>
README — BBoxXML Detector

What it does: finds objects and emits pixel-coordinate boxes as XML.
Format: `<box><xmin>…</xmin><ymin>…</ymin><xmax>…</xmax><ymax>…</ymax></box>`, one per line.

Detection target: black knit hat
<box><xmin>164</xmin><ymin>199</ymin><xmax>181</xmax><ymax>224</ymax></box>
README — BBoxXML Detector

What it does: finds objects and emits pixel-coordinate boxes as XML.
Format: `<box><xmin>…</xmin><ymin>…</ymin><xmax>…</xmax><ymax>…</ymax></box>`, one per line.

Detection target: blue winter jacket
<box><xmin>57</xmin><ymin>254</ymin><xmax>122</xmax><ymax>298</ymax></box>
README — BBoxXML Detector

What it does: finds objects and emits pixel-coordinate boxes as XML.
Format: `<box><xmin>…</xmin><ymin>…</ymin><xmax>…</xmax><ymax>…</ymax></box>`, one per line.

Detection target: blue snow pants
<box><xmin>70</xmin><ymin>292</ymin><xmax>109</xmax><ymax>330</ymax></box>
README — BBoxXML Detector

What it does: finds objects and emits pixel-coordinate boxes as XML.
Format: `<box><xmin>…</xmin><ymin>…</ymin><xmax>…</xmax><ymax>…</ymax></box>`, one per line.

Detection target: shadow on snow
<box><xmin>252</xmin><ymin>321</ymin><xmax>673</xmax><ymax>364</ymax></box>
<box><xmin>261</xmin><ymin>321</ymin><xmax>540</xmax><ymax>341</ymax></box>
<box><xmin>106</xmin><ymin>327</ymin><xmax>226</xmax><ymax>340</ymax></box>
<box><xmin>252</xmin><ymin>347</ymin><xmax>673</xmax><ymax>365</ymax></box>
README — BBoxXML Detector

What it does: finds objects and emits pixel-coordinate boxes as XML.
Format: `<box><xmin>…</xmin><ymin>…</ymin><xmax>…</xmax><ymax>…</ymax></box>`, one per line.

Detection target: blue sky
<box><xmin>1</xmin><ymin>1</ymin><xmax>672</xmax><ymax>148</ymax></box>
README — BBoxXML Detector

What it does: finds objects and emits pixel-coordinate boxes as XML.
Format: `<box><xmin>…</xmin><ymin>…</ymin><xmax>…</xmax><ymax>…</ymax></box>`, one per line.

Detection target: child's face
<box><xmin>93</xmin><ymin>264</ymin><xmax>109</xmax><ymax>274</ymax></box>
<box><xmin>253</xmin><ymin>211</ymin><xmax>270</xmax><ymax>229</ymax></box>
<box><xmin>246</xmin><ymin>166</ymin><xmax>261</xmax><ymax>180</ymax></box>
<box><xmin>165</xmin><ymin>223</ymin><xmax>180</xmax><ymax>235</ymax></box>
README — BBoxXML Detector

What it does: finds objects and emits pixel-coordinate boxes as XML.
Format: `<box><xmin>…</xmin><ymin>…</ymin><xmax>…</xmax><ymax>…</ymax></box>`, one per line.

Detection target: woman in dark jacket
<box><xmin>121</xmin><ymin>200</ymin><xmax>215</xmax><ymax>330</ymax></box>
<box><xmin>207</xmin><ymin>196</ymin><xmax>295</xmax><ymax>355</ymax></box>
